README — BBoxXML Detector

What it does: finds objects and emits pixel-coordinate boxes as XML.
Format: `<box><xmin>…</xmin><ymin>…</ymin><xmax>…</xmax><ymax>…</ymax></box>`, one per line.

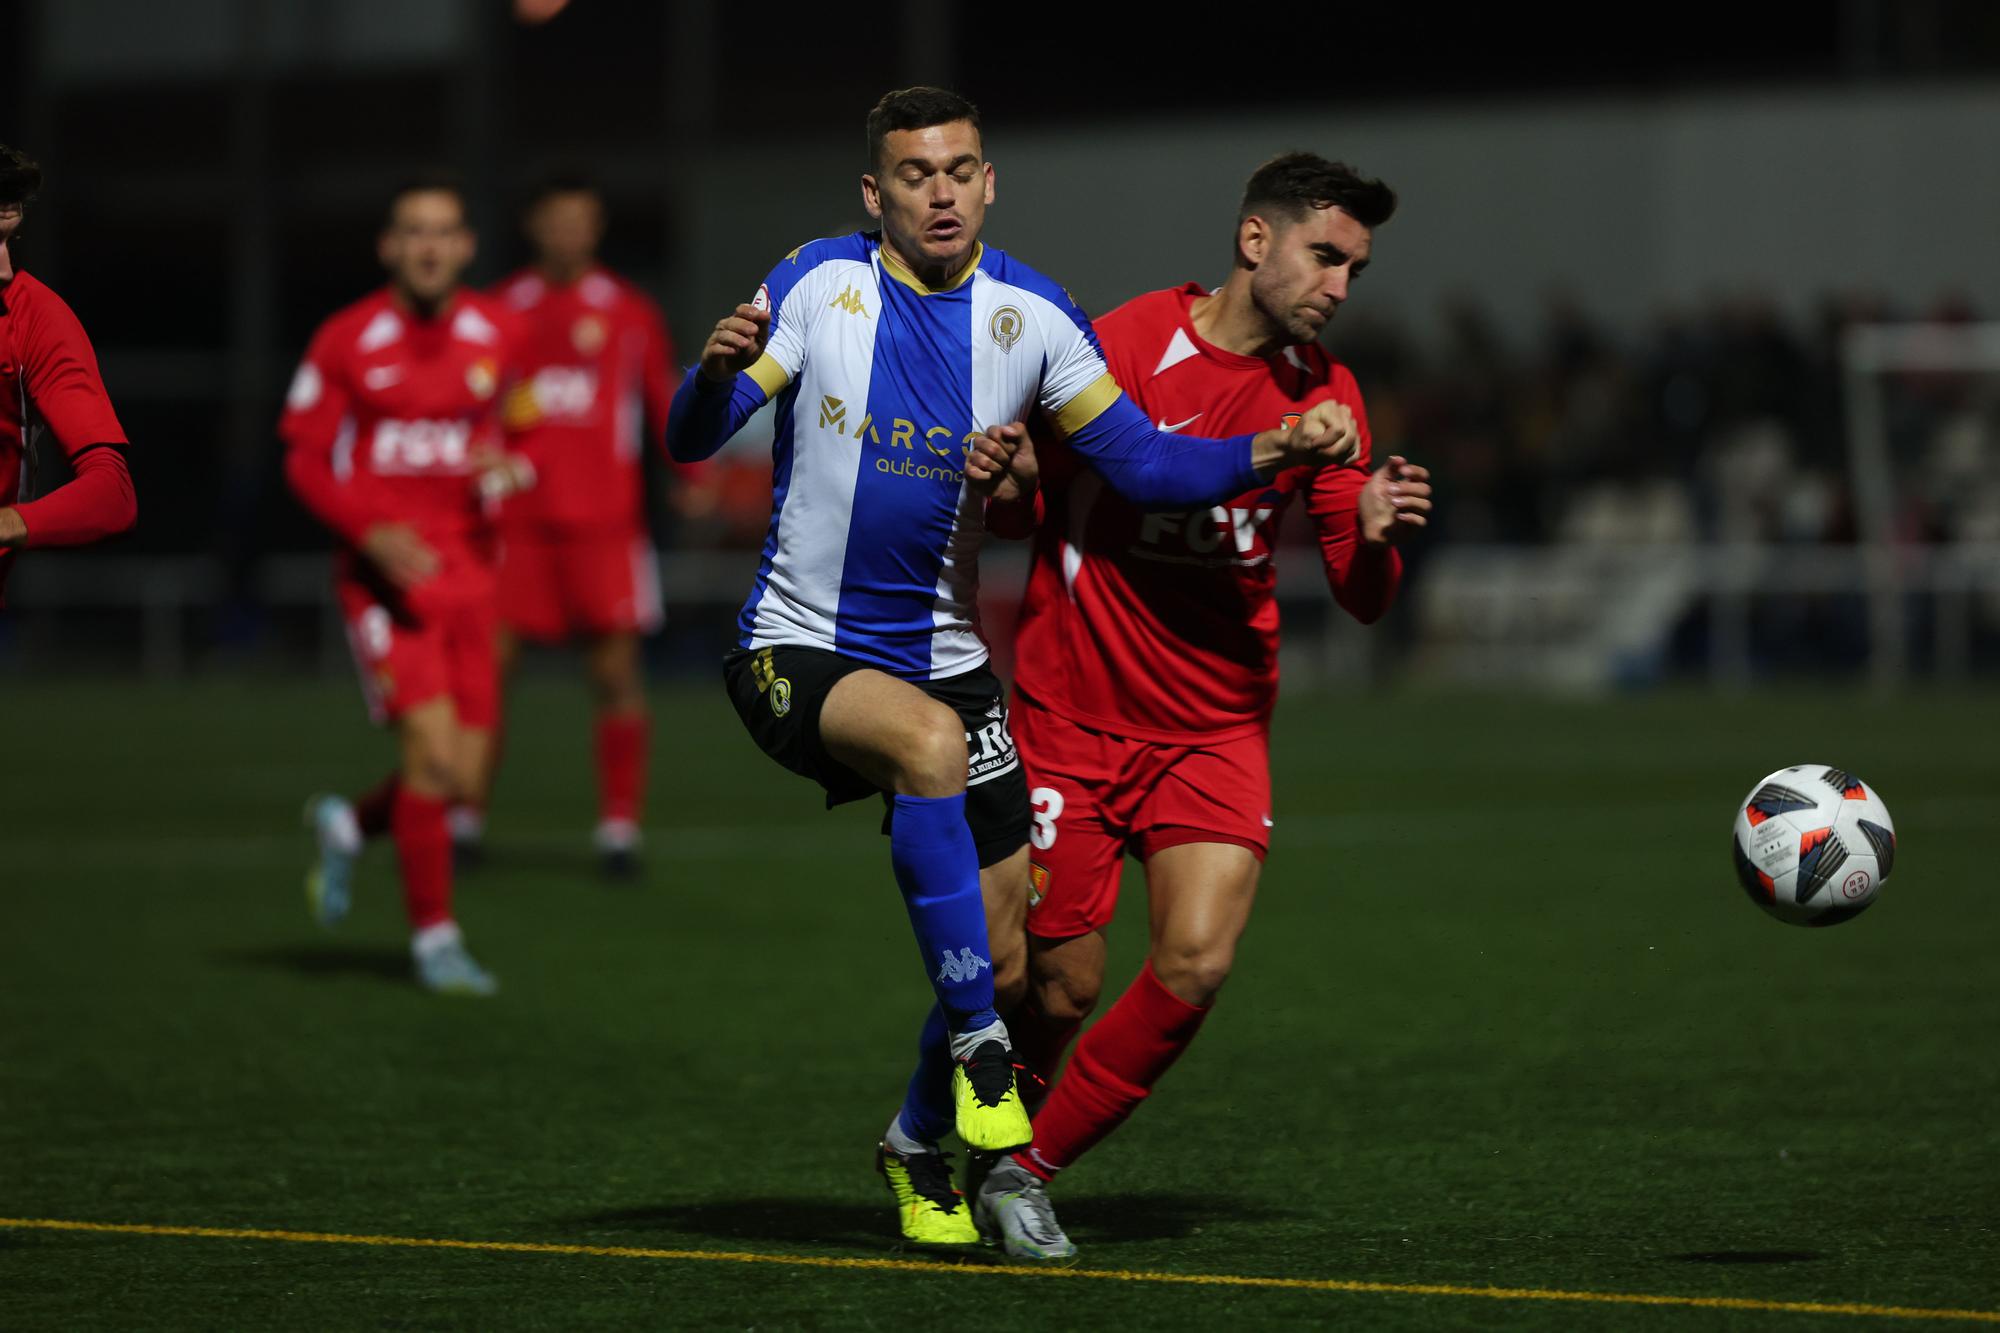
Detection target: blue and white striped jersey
<box><xmin>668</xmin><ymin>231</ymin><xmax>1263</xmax><ymax>681</ymax></box>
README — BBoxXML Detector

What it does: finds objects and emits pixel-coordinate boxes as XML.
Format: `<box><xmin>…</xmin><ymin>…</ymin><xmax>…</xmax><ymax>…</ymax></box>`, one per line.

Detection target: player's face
<box><xmin>526</xmin><ymin>191</ymin><xmax>603</xmax><ymax>271</ymax></box>
<box><xmin>1249</xmin><ymin>206</ymin><xmax>1372</xmax><ymax>344</ymax></box>
<box><xmin>379</xmin><ymin>190</ymin><xmax>475</xmax><ymax>306</ymax></box>
<box><xmin>862</xmin><ymin>120</ymin><xmax>994</xmax><ymax>280</ymax></box>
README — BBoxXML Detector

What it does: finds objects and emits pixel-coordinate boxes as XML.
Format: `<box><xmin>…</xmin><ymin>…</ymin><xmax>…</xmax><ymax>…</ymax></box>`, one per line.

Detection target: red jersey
<box><xmin>0</xmin><ymin>268</ymin><xmax>135</xmax><ymax>600</ymax></box>
<box><xmin>491</xmin><ymin>266</ymin><xmax>675</xmax><ymax>530</ymax></box>
<box><xmin>281</xmin><ymin>288</ymin><xmax>519</xmax><ymax>568</ymax></box>
<box><xmin>1009</xmin><ymin>283</ymin><xmax>1403</xmax><ymax>744</ymax></box>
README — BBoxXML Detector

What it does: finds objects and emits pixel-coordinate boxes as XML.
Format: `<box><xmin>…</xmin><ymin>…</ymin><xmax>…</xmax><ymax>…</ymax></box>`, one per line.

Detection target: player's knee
<box><xmin>1153</xmin><ymin>941</ymin><xmax>1236</xmax><ymax>1008</ymax></box>
<box><xmin>898</xmin><ymin>709</ymin><xmax>967</xmax><ymax>796</ymax></box>
<box><xmin>1033</xmin><ymin>965</ymin><xmax>1101</xmax><ymax>1025</ymax></box>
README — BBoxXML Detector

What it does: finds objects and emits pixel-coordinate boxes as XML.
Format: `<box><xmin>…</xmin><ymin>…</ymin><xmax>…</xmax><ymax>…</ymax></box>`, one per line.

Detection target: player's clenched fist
<box><xmin>963</xmin><ymin>421</ymin><xmax>1029</xmax><ymax>498</ymax></box>
<box><xmin>699</xmin><ymin>304</ymin><xmax>771</xmax><ymax>384</ymax></box>
<box><xmin>1357</xmin><ymin>455</ymin><xmax>1432</xmax><ymax>545</ymax></box>
<box><xmin>1247</xmin><ymin>397</ymin><xmax>1360</xmax><ymax>473</ymax></box>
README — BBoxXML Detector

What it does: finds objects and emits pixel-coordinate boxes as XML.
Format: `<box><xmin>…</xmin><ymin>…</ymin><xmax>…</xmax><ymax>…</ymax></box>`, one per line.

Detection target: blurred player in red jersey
<box><xmin>985</xmin><ymin>154</ymin><xmax>1431</xmax><ymax>1197</ymax></box>
<box><xmin>0</xmin><ymin>145</ymin><xmax>137</xmax><ymax>596</ymax></box>
<box><xmin>283</xmin><ymin>180</ymin><xmax>531</xmax><ymax>996</ymax></box>
<box><xmin>472</xmin><ymin>178</ymin><xmax>679</xmax><ymax>878</ymax></box>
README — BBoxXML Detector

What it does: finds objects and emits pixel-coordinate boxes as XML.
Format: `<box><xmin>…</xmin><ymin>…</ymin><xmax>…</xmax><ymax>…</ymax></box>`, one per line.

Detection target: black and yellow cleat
<box><xmin>876</xmin><ymin>1142</ymin><xmax>979</xmax><ymax>1249</ymax></box>
<box><xmin>953</xmin><ymin>1039</ymin><xmax>1034</xmax><ymax>1152</ymax></box>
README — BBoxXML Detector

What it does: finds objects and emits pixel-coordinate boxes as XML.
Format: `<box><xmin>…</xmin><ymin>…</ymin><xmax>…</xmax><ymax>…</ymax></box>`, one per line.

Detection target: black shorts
<box><xmin>722</xmin><ymin>644</ymin><xmax>1029</xmax><ymax>867</ymax></box>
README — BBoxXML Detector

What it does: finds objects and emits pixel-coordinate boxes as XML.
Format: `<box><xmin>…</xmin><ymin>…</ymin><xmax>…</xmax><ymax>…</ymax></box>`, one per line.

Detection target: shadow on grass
<box><xmin>577</xmin><ymin>1191</ymin><xmax>1287</xmax><ymax>1248</ymax></box>
<box><xmin>212</xmin><ymin>945</ymin><xmax>410</xmax><ymax>983</ymax></box>
<box><xmin>1667</xmin><ymin>1250</ymin><xmax>1824</xmax><ymax>1264</ymax></box>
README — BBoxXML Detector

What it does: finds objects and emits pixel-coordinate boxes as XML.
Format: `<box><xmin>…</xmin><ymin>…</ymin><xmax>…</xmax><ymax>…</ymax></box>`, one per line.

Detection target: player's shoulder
<box><xmin>2</xmin><ymin>270</ymin><xmax>88</xmax><ymax>340</ymax></box>
<box><xmin>973</xmin><ymin>246</ymin><xmax>1093</xmax><ymax>337</ymax></box>
<box><xmin>1094</xmin><ymin>284</ymin><xmax>1200</xmax><ymax>346</ymax></box>
<box><xmin>312</xmin><ymin>289</ymin><xmax>400</xmax><ymax>357</ymax></box>
<box><xmin>758</xmin><ymin>232</ymin><xmax>873</xmax><ymax>311</ymax></box>
<box><xmin>449</xmin><ymin>290</ymin><xmax>517</xmax><ymax>348</ymax></box>
<box><xmin>493</xmin><ymin>268</ymin><xmax>548</xmax><ymax>310</ymax></box>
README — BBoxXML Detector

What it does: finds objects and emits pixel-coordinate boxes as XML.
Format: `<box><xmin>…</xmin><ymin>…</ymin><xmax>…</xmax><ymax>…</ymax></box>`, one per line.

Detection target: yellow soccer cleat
<box><xmin>953</xmin><ymin>1039</ymin><xmax>1034</xmax><ymax>1152</ymax></box>
<box><xmin>876</xmin><ymin>1143</ymin><xmax>979</xmax><ymax>1249</ymax></box>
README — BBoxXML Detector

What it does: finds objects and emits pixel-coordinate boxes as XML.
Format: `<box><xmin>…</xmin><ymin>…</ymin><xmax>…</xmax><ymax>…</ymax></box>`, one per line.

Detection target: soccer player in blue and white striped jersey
<box><xmin>668</xmin><ymin>87</ymin><xmax>1356</xmax><ymax>1255</ymax></box>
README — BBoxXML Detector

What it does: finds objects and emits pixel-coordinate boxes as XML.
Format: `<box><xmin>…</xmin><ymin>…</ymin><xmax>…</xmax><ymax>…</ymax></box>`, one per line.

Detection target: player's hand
<box><xmin>964</xmin><ymin>421</ymin><xmax>1028</xmax><ymax>497</ymax></box>
<box><xmin>1358</xmin><ymin>456</ymin><xmax>1432</xmax><ymax>545</ymax></box>
<box><xmin>360</xmin><ymin>522</ymin><xmax>440</xmax><ymax>590</ymax></box>
<box><xmin>0</xmin><ymin>507</ymin><xmax>25</xmax><ymax>548</ymax></box>
<box><xmin>699</xmin><ymin>304</ymin><xmax>771</xmax><ymax>384</ymax></box>
<box><xmin>985</xmin><ymin>428</ymin><xmax>1039</xmax><ymax>504</ymax></box>
<box><xmin>471</xmin><ymin>446</ymin><xmax>537</xmax><ymax>503</ymax></box>
<box><xmin>1250</xmin><ymin>398</ymin><xmax>1361</xmax><ymax>472</ymax></box>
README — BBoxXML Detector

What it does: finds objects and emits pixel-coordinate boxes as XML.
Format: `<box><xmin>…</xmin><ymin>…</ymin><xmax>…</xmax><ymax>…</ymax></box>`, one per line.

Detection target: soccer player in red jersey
<box><xmin>986</xmin><ymin>153</ymin><xmax>1431</xmax><ymax>1198</ymax></box>
<box><xmin>283</xmin><ymin>180</ymin><xmax>530</xmax><ymax>996</ymax></box>
<box><xmin>476</xmin><ymin>178</ymin><xmax>679</xmax><ymax>877</ymax></box>
<box><xmin>0</xmin><ymin>145</ymin><xmax>138</xmax><ymax>597</ymax></box>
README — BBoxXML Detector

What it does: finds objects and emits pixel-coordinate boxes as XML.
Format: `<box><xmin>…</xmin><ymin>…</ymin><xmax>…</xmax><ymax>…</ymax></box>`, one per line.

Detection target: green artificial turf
<box><xmin>3</xmin><ymin>679</ymin><xmax>1996</xmax><ymax>1329</ymax></box>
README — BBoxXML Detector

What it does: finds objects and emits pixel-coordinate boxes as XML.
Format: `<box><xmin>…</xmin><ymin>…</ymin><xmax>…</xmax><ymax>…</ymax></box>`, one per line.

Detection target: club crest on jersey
<box><xmin>990</xmin><ymin>305</ymin><xmax>1024</xmax><ymax>353</ymax></box>
<box><xmin>1280</xmin><ymin>412</ymin><xmax>1303</xmax><ymax>430</ymax></box>
<box><xmin>466</xmin><ymin>358</ymin><xmax>499</xmax><ymax>401</ymax></box>
<box><xmin>570</xmin><ymin>315</ymin><xmax>607</xmax><ymax>355</ymax></box>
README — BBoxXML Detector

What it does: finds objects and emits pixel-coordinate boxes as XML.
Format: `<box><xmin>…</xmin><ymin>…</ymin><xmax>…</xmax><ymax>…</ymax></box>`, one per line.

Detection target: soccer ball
<box><xmin>1731</xmin><ymin>765</ymin><xmax>1896</xmax><ymax>927</ymax></box>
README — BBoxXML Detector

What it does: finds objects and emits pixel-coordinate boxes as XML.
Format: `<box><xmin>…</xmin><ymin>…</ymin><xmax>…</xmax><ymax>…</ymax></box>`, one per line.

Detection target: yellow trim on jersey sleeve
<box><xmin>878</xmin><ymin>243</ymin><xmax>984</xmax><ymax>296</ymax></box>
<box><xmin>745</xmin><ymin>353</ymin><xmax>790</xmax><ymax>398</ymax></box>
<box><xmin>1051</xmin><ymin>372</ymin><xmax>1122</xmax><ymax>438</ymax></box>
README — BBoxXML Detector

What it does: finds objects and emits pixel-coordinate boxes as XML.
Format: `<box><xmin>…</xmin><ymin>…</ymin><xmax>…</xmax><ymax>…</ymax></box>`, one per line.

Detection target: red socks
<box><xmin>595</xmin><ymin>712</ymin><xmax>649</xmax><ymax>827</ymax></box>
<box><xmin>390</xmin><ymin>786</ymin><xmax>453</xmax><ymax>930</ymax></box>
<box><xmin>1016</xmin><ymin>961</ymin><xmax>1210</xmax><ymax>1180</ymax></box>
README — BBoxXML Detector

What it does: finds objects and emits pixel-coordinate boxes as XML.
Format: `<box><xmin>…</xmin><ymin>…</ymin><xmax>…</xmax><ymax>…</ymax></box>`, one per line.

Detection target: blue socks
<box><xmin>889</xmin><ymin>793</ymin><xmax>1000</xmax><ymax>1034</ymax></box>
<box><xmin>895</xmin><ymin>1004</ymin><xmax>955</xmax><ymax>1144</ymax></box>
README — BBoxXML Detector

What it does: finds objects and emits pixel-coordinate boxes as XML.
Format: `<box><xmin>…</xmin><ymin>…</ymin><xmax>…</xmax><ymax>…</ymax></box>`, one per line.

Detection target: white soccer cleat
<box><xmin>973</xmin><ymin>1158</ymin><xmax>1077</xmax><ymax>1261</ymax></box>
<box><xmin>303</xmin><ymin>793</ymin><xmax>361</xmax><ymax>928</ymax></box>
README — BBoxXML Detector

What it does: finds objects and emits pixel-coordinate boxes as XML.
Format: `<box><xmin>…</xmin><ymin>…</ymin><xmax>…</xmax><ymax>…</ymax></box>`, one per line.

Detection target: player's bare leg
<box><xmin>584</xmin><ymin>629</ymin><xmax>649</xmax><ymax>878</ymax></box>
<box><xmin>1012</xmin><ymin>841</ymin><xmax>1258</xmax><ymax>1187</ymax></box>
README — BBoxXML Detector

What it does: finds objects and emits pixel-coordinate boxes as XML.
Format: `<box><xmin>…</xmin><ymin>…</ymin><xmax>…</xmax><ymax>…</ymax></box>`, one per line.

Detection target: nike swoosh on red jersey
<box><xmin>1156</xmin><ymin>413</ymin><xmax>1203</xmax><ymax>433</ymax></box>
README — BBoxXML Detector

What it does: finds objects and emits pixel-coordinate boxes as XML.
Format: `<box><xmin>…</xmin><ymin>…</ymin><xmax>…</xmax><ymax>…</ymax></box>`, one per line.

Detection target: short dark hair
<box><xmin>1239</xmin><ymin>152</ymin><xmax>1396</xmax><ymax>232</ymax></box>
<box><xmin>527</xmin><ymin>172</ymin><xmax>600</xmax><ymax>209</ymax></box>
<box><xmin>384</xmin><ymin>174</ymin><xmax>466</xmax><ymax>226</ymax></box>
<box><xmin>0</xmin><ymin>145</ymin><xmax>43</xmax><ymax>208</ymax></box>
<box><xmin>866</xmin><ymin>86</ymin><xmax>981</xmax><ymax>172</ymax></box>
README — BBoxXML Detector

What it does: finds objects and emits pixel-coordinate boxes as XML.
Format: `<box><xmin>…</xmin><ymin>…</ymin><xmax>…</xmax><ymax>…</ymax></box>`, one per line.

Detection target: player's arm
<box><xmin>999</xmin><ymin>295</ymin><xmax>1355</xmax><ymax>509</ymax></box>
<box><xmin>667</xmin><ymin>254</ymin><xmax>818</xmax><ymax>463</ymax></box>
<box><xmin>279</xmin><ymin>337</ymin><xmax>437</xmax><ymax>588</ymax></box>
<box><xmin>1305</xmin><ymin>391</ymin><xmax>1427</xmax><ymax>624</ymax></box>
<box><xmin>0</xmin><ymin>291</ymin><xmax>136</xmax><ymax>549</ymax></box>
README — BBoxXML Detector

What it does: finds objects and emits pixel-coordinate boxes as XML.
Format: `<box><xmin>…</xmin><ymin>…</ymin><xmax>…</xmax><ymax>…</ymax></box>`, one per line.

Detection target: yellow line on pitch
<box><xmin>3</xmin><ymin>1216</ymin><xmax>1996</xmax><ymax>1324</ymax></box>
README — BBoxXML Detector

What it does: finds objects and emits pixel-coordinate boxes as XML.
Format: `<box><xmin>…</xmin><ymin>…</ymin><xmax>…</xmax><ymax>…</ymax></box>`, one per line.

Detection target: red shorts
<box><xmin>338</xmin><ymin>564</ymin><xmax>500</xmax><ymax>731</ymax></box>
<box><xmin>1013</xmin><ymin>696</ymin><xmax>1271</xmax><ymax>940</ymax></box>
<box><xmin>498</xmin><ymin>524</ymin><xmax>662</xmax><ymax>642</ymax></box>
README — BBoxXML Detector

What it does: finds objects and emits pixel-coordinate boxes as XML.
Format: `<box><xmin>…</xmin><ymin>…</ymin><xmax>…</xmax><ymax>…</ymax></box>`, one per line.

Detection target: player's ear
<box><xmin>982</xmin><ymin>161</ymin><xmax>995</xmax><ymax>207</ymax></box>
<box><xmin>860</xmin><ymin>172</ymin><xmax>883</xmax><ymax>220</ymax></box>
<box><xmin>1237</xmin><ymin>215</ymin><xmax>1270</xmax><ymax>270</ymax></box>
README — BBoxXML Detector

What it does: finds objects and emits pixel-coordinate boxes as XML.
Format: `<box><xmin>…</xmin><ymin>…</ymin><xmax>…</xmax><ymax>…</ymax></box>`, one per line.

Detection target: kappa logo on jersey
<box><xmin>990</xmin><ymin>305</ymin><xmax>1024</xmax><ymax>353</ymax></box>
<box><xmin>828</xmin><ymin>285</ymin><xmax>870</xmax><ymax>318</ymax></box>
<box><xmin>936</xmin><ymin>947</ymin><xmax>991</xmax><ymax>985</ymax></box>
<box><xmin>570</xmin><ymin>315</ymin><xmax>607</xmax><ymax>355</ymax></box>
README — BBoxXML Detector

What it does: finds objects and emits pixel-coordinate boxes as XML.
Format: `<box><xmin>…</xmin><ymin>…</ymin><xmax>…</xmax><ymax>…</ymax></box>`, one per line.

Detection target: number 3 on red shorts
<box><xmin>1030</xmin><ymin>787</ymin><xmax>1065</xmax><ymax>851</ymax></box>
